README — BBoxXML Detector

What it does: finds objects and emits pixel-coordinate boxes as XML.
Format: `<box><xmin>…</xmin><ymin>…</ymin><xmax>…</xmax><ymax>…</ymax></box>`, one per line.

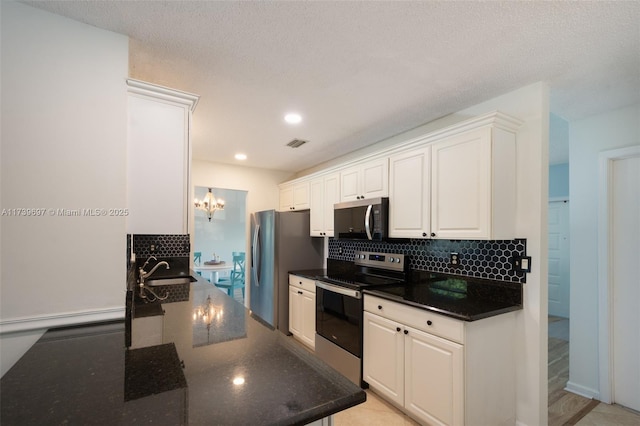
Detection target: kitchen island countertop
<box><xmin>0</xmin><ymin>274</ymin><xmax>365</xmax><ymax>425</ymax></box>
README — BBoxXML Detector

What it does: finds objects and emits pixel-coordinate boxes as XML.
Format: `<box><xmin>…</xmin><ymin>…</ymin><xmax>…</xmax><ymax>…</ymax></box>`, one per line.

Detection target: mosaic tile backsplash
<box><xmin>126</xmin><ymin>234</ymin><xmax>192</xmax><ymax>301</ymax></box>
<box><xmin>328</xmin><ymin>238</ymin><xmax>528</xmax><ymax>283</ymax></box>
<box><xmin>132</xmin><ymin>234</ymin><xmax>190</xmax><ymax>258</ymax></box>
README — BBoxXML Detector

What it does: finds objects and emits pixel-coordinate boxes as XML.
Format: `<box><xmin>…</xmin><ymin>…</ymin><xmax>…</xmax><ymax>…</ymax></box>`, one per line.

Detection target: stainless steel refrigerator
<box><xmin>250</xmin><ymin>209</ymin><xmax>323</xmax><ymax>331</ymax></box>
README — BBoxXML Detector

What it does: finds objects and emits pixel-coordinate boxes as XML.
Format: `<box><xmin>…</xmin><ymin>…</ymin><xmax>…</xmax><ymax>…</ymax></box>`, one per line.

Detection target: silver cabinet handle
<box><xmin>365</xmin><ymin>204</ymin><xmax>373</xmax><ymax>240</ymax></box>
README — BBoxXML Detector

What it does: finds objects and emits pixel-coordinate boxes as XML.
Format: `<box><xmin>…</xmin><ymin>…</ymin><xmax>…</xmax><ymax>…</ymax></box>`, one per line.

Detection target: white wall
<box><xmin>298</xmin><ymin>83</ymin><xmax>550</xmax><ymax>426</ymax></box>
<box><xmin>567</xmin><ymin>103</ymin><xmax>640</xmax><ymax>399</ymax></box>
<box><xmin>461</xmin><ymin>85</ymin><xmax>549</xmax><ymax>426</ymax></box>
<box><xmin>0</xmin><ymin>2</ymin><xmax>128</xmax><ymax>375</ymax></box>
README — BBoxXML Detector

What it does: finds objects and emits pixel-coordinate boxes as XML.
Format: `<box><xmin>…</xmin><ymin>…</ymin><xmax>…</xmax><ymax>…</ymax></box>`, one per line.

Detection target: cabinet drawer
<box><xmin>289</xmin><ymin>274</ymin><xmax>316</xmax><ymax>294</ymax></box>
<box><xmin>364</xmin><ymin>295</ymin><xmax>464</xmax><ymax>344</ymax></box>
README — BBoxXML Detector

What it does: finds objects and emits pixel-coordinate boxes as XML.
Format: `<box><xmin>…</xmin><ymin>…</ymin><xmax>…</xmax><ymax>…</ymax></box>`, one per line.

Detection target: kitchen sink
<box><xmin>146</xmin><ymin>276</ymin><xmax>197</xmax><ymax>286</ymax></box>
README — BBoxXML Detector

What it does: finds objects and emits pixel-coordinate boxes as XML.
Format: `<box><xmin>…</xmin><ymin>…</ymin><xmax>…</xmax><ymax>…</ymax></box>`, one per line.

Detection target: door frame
<box><xmin>597</xmin><ymin>145</ymin><xmax>640</xmax><ymax>404</ymax></box>
<box><xmin>548</xmin><ymin>197</ymin><xmax>570</xmax><ymax>318</ymax></box>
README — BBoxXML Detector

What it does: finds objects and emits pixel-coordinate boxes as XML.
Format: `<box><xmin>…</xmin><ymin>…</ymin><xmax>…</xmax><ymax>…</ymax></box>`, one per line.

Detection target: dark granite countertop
<box><xmin>2</xmin><ymin>274</ymin><xmax>365</xmax><ymax>425</ymax></box>
<box><xmin>289</xmin><ymin>269</ymin><xmax>327</xmax><ymax>280</ymax></box>
<box><xmin>290</xmin><ymin>267</ymin><xmax>522</xmax><ymax>322</ymax></box>
<box><xmin>363</xmin><ymin>271</ymin><xmax>522</xmax><ymax>321</ymax></box>
<box><xmin>158</xmin><ymin>274</ymin><xmax>366</xmax><ymax>425</ymax></box>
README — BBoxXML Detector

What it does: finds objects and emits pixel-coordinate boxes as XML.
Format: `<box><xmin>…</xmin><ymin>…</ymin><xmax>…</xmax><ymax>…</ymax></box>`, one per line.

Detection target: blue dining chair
<box><xmin>215</xmin><ymin>252</ymin><xmax>245</xmax><ymax>300</ymax></box>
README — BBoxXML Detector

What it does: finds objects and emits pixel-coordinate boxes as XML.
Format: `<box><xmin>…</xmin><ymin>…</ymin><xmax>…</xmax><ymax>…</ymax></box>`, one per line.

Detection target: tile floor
<box><xmin>334</xmin><ymin>389</ymin><xmax>419</xmax><ymax>426</ymax></box>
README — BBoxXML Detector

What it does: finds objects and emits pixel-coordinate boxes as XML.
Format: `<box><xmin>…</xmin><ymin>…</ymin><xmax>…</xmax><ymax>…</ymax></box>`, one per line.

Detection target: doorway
<box><xmin>193</xmin><ymin>186</ymin><xmax>248</xmax><ymax>304</ymax></box>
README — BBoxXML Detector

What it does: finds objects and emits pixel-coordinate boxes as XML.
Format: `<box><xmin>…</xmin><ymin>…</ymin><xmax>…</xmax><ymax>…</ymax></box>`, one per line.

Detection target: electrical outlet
<box><xmin>449</xmin><ymin>252</ymin><xmax>460</xmax><ymax>268</ymax></box>
<box><xmin>512</xmin><ymin>256</ymin><xmax>532</xmax><ymax>273</ymax></box>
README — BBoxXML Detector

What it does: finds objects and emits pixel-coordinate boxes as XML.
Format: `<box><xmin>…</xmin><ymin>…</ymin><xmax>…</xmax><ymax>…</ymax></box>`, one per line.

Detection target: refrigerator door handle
<box><xmin>364</xmin><ymin>204</ymin><xmax>373</xmax><ymax>240</ymax></box>
<box><xmin>252</xmin><ymin>223</ymin><xmax>261</xmax><ymax>286</ymax></box>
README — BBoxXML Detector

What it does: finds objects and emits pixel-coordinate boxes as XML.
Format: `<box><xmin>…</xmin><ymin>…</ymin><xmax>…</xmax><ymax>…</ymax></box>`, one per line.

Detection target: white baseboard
<box><xmin>0</xmin><ymin>307</ymin><xmax>125</xmax><ymax>334</ymax></box>
<box><xmin>565</xmin><ymin>381</ymin><xmax>600</xmax><ymax>400</ymax></box>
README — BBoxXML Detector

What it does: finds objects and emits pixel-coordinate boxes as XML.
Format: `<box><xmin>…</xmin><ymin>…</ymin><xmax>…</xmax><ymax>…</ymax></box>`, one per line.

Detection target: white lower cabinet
<box><xmin>363</xmin><ymin>295</ymin><xmax>516</xmax><ymax>426</ymax></box>
<box><xmin>289</xmin><ymin>275</ymin><xmax>316</xmax><ymax>349</ymax></box>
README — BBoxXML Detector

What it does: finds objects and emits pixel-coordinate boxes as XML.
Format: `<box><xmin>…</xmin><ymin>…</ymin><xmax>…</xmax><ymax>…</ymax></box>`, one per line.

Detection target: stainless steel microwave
<box><xmin>334</xmin><ymin>197</ymin><xmax>389</xmax><ymax>240</ymax></box>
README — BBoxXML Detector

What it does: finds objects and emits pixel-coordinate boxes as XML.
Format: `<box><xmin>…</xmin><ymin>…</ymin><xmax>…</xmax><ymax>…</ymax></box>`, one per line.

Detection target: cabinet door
<box><xmin>323</xmin><ymin>173</ymin><xmax>340</xmax><ymax>236</ymax></box>
<box><xmin>288</xmin><ymin>286</ymin><xmax>301</xmax><ymax>337</ymax></box>
<box><xmin>292</xmin><ymin>182</ymin><xmax>310</xmax><ymax>210</ymax></box>
<box><xmin>389</xmin><ymin>147</ymin><xmax>431</xmax><ymax>238</ymax></box>
<box><xmin>363</xmin><ymin>312</ymin><xmax>404</xmax><ymax>406</ymax></box>
<box><xmin>309</xmin><ymin>178</ymin><xmax>324</xmax><ymax>236</ymax></box>
<box><xmin>404</xmin><ymin>326</ymin><xmax>463</xmax><ymax>426</ymax></box>
<box><xmin>361</xmin><ymin>158</ymin><xmax>389</xmax><ymax>199</ymax></box>
<box><xmin>300</xmin><ymin>289</ymin><xmax>316</xmax><ymax>348</ymax></box>
<box><xmin>127</xmin><ymin>94</ymin><xmax>189</xmax><ymax>234</ymax></box>
<box><xmin>340</xmin><ymin>165</ymin><xmax>361</xmax><ymax>202</ymax></box>
<box><xmin>280</xmin><ymin>186</ymin><xmax>294</xmax><ymax>211</ymax></box>
<box><xmin>431</xmin><ymin>128</ymin><xmax>492</xmax><ymax>239</ymax></box>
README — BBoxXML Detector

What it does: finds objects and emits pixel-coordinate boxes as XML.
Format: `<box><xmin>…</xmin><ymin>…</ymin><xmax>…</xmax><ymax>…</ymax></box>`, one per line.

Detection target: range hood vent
<box><xmin>286</xmin><ymin>139</ymin><xmax>308</xmax><ymax>148</ymax></box>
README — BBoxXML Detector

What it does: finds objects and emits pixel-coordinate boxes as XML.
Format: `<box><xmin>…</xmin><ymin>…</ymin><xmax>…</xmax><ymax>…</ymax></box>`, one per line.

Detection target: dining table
<box><xmin>193</xmin><ymin>262</ymin><xmax>233</xmax><ymax>283</ymax></box>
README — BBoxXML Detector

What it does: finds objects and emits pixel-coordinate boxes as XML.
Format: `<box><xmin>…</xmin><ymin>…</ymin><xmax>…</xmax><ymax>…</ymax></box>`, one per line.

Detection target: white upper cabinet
<box><xmin>126</xmin><ymin>79</ymin><xmax>198</xmax><ymax>234</ymax></box>
<box><xmin>279</xmin><ymin>181</ymin><xmax>310</xmax><ymax>211</ymax></box>
<box><xmin>431</xmin><ymin>124</ymin><xmax>517</xmax><ymax>240</ymax></box>
<box><xmin>340</xmin><ymin>158</ymin><xmax>388</xmax><ymax>202</ymax></box>
<box><xmin>279</xmin><ymin>111</ymin><xmax>521</xmax><ymax>240</ymax></box>
<box><xmin>389</xmin><ymin>112</ymin><xmax>521</xmax><ymax>240</ymax></box>
<box><xmin>389</xmin><ymin>147</ymin><xmax>431</xmax><ymax>238</ymax></box>
<box><xmin>310</xmin><ymin>173</ymin><xmax>340</xmax><ymax>237</ymax></box>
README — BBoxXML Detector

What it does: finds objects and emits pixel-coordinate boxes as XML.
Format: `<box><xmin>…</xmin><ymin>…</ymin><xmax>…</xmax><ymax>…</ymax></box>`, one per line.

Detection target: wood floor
<box><xmin>548</xmin><ymin>316</ymin><xmax>640</xmax><ymax>426</ymax></box>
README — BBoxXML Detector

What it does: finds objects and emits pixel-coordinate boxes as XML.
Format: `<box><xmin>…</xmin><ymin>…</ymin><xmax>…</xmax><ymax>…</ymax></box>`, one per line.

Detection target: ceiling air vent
<box><xmin>286</xmin><ymin>139</ymin><xmax>308</xmax><ymax>148</ymax></box>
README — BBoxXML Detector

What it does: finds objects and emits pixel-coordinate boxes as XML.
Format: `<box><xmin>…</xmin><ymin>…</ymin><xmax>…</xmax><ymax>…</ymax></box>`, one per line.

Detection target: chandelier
<box><xmin>193</xmin><ymin>295</ymin><xmax>224</xmax><ymax>344</ymax></box>
<box><xmin>194</xmin><ymin>188</ymin><xmax>225</xmax><ymax>221</ymax></box>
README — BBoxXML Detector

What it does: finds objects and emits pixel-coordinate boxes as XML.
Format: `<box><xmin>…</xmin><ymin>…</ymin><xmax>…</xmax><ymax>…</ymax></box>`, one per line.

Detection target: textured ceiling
<box><xmin>22</xmin><ymin>1</ymin><xmax>640</xmax><ymax>172</ymax></box>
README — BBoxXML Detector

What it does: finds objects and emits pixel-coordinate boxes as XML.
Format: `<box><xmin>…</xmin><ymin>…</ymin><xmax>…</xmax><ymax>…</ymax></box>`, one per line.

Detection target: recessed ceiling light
<box><xmin>235</xmin><ymin>153</ymin><xmax>247</xmax><ymax>160</ymax></box>
<box><xmin>284</xmin><ymin>113</ymin><xmax>302</xmax><ymax>124</ymax></box>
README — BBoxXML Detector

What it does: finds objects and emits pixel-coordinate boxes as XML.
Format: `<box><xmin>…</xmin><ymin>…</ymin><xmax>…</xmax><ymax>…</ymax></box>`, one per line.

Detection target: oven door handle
<box><xmin>316</xmin><ymin>281</ymin><xmax>361</xmax><ymax>299</ymax></box>
<box><xmin>364</xmin><ymin>204</ymin><xmax>373</xmax><ymax>240</ymax></box>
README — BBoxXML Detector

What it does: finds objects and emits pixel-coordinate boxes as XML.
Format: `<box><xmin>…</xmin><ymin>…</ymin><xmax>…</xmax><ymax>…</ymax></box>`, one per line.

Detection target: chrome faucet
<box><xmin>139</xmin><ymin>256</ymin><xmax>170</xmax><ymax>286</ymax></box>
<box><xmin>138</xmin><ymin>256</ymin><xmax>170</xmax><ymax>302</ymax></box>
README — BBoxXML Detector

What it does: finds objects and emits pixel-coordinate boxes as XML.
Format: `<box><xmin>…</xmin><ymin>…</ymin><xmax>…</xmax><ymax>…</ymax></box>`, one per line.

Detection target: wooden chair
<box><xmin>215</xmin><ymin>252</ymin><xmax>245</xmax><ymax>300</ymax></box>
<box><xmin>194</xmin><ymin>251</ymin><xmax>202</xmax><ymax>265</ymax></box>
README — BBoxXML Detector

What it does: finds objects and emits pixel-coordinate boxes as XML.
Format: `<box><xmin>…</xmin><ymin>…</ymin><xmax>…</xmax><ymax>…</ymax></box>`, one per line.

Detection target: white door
<box><xmin>612</xmin><ymin>155</ymin><xmax>640</xmax><ymax>411</ymax></box>
<box><xmin>548</xmin><ymin>200</ymin><xmax>570</xmax><ymax>318</ymax></box>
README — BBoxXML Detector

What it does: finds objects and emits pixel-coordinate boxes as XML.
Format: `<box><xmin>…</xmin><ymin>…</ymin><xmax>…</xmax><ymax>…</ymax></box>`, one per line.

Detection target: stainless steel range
<box><xmin>315</xmin><ymin>251</ymin><xmax>407</xmax><ymax>386</ymax></box>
